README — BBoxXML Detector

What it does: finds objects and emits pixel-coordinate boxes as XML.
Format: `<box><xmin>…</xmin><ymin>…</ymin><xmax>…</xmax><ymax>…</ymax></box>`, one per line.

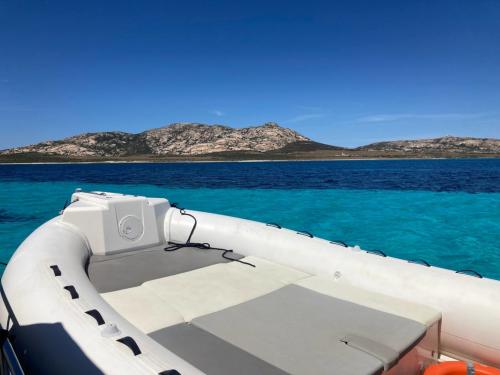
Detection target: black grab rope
<box><xmin>165</xmin><ymin>209</ymin><xmax>255</xmax><ymax>268</ymax></box>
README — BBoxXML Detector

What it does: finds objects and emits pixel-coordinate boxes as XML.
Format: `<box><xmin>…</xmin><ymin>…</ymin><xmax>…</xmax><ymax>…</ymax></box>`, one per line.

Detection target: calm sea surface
<box><xmin>1</xmin><ymin>159</ymin><xmax>499</xmax><ymax>279</ymax></box>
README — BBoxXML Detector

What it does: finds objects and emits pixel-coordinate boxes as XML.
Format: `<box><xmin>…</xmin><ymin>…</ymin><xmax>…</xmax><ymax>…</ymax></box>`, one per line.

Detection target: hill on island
<box><xmin>0</xmin><ymin>122</ymin><xmax>498</xmax><ymax>162</ymax></box>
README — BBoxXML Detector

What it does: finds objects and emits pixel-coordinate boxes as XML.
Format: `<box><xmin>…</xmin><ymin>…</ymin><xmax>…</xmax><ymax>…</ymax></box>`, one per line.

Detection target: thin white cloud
<box><xmin>283</xmin><ymin>113</ymin><xmax>325</xmax><ymax>124</ymax></box>
<box><xmin>211</xmin><ymin>110</ymin><xmax>225</xmax><ymax>117</ymax></box>
<box><xmin>356</xmin><ymin>112</ymin><xmax>489</xmax><ymax>123</ymax></box>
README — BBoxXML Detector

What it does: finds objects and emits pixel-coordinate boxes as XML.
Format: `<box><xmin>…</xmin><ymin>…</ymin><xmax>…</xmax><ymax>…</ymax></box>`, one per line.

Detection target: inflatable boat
<box><xmin>0</xmin><ymin>191</ymin><xmax>499</xmax><ymax>375</ymax></box>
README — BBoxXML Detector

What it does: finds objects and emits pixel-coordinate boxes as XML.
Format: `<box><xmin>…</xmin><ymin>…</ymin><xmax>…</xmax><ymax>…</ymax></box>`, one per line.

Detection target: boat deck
<box><xmin>97</xmin><ymin>252</ymin><xmax>441</xmax><ymax>375</ymax></box>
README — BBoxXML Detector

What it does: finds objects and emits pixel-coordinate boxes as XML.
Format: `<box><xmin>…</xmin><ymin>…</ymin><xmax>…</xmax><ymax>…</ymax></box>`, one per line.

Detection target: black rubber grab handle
<box><xmin>408</xmin><ymin>259</ymin><xmax>431</xmax><ymax>267</ymax></box>
<box><xmin>85</xmin><ymin>309</ymin><xmax>105</xmax><ymax>325</ymax></box>
<box><xmin>329</xmin><ymin>240</ymin><xmax>348</xmax><ymax>247</ymax></box>
<box><xmin>456</xmin><ymin>269</ymin><xmax>483</xmax><ymax>279</ymax></box>
<box><xmin>63</xmin><ymin>285</ymin><xmax>79</xmax><ymax>299</ymax></box>
<box><xmin>266</xmin><ymin>223</ymin><xmax>282</xmax><ymax>229</ymax></box>
<box><xmin>117</xmin><ymin>336</ymin><xmax>141</xmax><ymax>356</ymax></box>
<box><xmin>365</xmin><ymin>249</ymin><xmax>387</xmax><ymax>257</ymax></box>
<box><xmin>50</xmin><ymin>265</ymin><xmax>61</xmax><ymax>276</ymax></box>
<box><xmin>296</xmin><ymin>230</ymin><xmax>313</xmax><ymax>238</ymax></box>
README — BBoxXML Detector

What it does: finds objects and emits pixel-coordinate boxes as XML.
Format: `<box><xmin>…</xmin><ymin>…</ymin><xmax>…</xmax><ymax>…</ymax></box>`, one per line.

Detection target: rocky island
<box><xmin>0</xmin><ymin>122</ymin><xmax>498</xmax><ymax>162</ymax></box>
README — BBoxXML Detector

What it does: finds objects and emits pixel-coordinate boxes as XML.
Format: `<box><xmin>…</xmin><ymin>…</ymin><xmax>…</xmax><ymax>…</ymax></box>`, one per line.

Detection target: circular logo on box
<box><xmin>119</xmin><ymin>215</ymin><xmax>143</xmax><ymax>241</ymax></box>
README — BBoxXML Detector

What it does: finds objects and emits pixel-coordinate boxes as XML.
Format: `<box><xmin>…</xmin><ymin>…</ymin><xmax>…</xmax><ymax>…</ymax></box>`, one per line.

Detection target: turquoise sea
<box><xmin>0</xmin><ymin>159</ymin><xmax>499</xmax><ymax>279</ymax></box>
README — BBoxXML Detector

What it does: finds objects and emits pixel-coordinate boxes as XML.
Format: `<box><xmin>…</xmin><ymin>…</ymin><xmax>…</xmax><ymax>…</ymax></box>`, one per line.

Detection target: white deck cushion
<box><xmin>294</xmin><ymin>276</ymin><xmax>441</xmax><ymax>327</ymax></box>
<box><xmin>101</xmin><ymin>285</ymin><xmax>184</xmax><ymax>333</ymax></box>
<box><xmin>142</xmin><ymin>256</ymin><xmax>310</xmax><ymax>321</ymax></box>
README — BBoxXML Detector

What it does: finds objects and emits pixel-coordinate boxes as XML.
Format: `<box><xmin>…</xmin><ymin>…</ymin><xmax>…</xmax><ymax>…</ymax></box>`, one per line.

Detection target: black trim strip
<box><xmin>159</xmin><ymin>371</ymin><xmax>181</xmax><ymax>375</ymax></box>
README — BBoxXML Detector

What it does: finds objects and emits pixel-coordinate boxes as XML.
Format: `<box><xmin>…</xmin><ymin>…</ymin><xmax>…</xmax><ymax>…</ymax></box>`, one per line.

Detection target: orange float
<box><xmin>425</xmin><ymin>361</ymin><xmax>500</xmax><ymax>375</ymax></box>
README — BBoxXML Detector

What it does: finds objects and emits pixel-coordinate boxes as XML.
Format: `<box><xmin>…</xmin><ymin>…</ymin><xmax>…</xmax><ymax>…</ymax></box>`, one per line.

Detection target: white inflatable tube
<box><xmin>0</xmin><ymin>218</ymin><xmax>203</xmax><ymax>375</ymax></box>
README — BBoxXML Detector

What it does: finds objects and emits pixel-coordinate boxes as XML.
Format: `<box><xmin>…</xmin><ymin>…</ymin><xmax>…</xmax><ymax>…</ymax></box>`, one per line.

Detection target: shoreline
<box><xmin>1</xmin><ymin>156</ymin><xmax>499</xmax><ymax>165</ymax></box>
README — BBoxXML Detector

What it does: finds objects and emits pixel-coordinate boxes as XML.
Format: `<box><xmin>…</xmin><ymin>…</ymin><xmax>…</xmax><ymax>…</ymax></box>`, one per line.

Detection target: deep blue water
<box><xmin>1</xmin><ymin>159</ymin><xmax>499</xmax><ymax>279</ymax></box>
<box><xmin>1</xmin><ymin>159</ymin><xmax>499</xmax><ymax>192</ymax></box>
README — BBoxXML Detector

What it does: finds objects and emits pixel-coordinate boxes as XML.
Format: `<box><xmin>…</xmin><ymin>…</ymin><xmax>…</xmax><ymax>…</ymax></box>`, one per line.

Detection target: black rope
<box><xmin>60</xmin><ymin>196</ymin><xmax>78</xmax><ymax>214</ymax></box>
<box><xmin>165</xmin><ymin>209</ymin><xmax>255</xmax><ymax>268</ymax></box>
<box><xmin>62</xmin><ymin>198</ymin><xmax>70</xmax><ymax>211</ymax></box>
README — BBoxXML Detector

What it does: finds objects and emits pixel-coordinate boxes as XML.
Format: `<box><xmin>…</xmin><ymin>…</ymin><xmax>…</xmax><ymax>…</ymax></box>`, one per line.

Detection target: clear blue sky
<box><xmin>1</xmin><ymin>0</ymin><xmax>499</xmax><ymax>149</ymax></box>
